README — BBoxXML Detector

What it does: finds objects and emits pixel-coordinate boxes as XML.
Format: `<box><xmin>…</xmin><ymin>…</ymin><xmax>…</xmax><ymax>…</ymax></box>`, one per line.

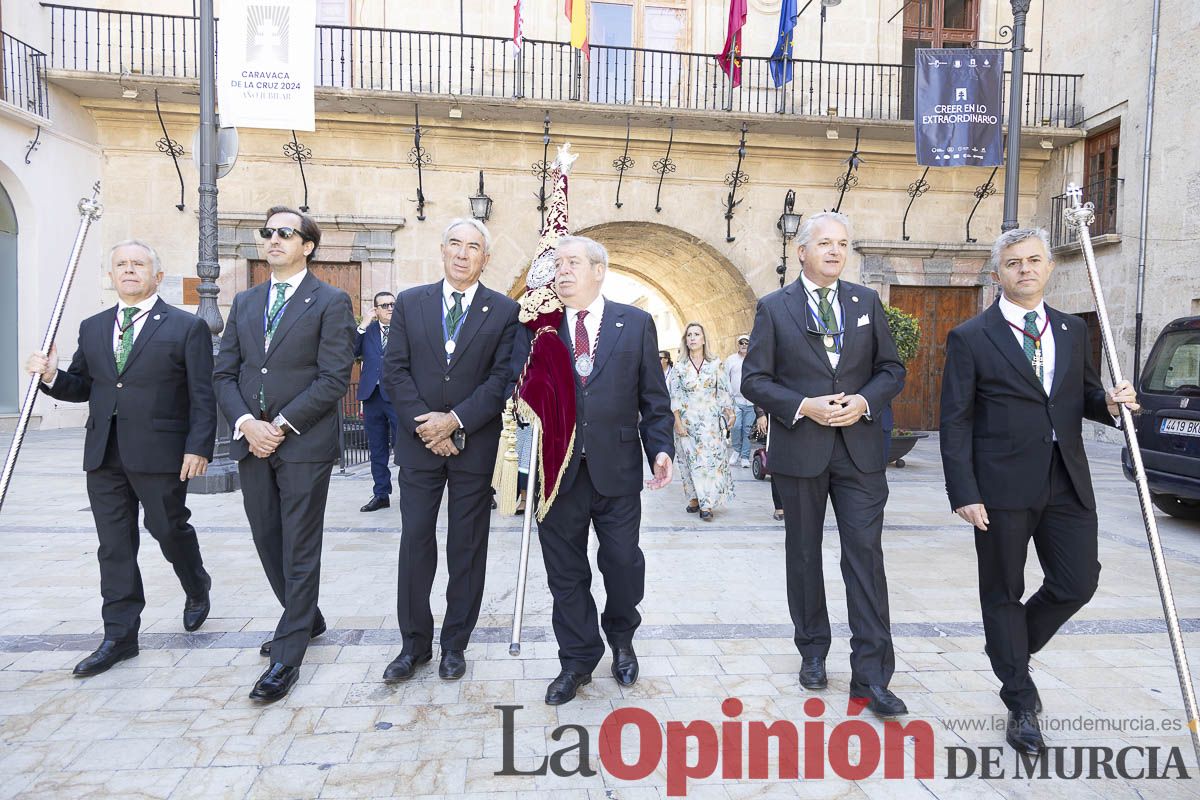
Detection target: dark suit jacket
<box><xmin>213</xmin><ymin>271</ymin><xmax>356</xmax><ymax>463</ymax></box>
<box><xmin>741</xmin><ymin>279</ymin><xmax>905</xmax><ymax>477</ymax></box>
<box><xmin>939</xmin><ymin>300</ymin><xmax>1114</xmax><ymax>511</ymax></box>
<box><xmin>510</xmin><ymin>299</ymin><xmax>675</xmax><ymax>498</ymax></box>
<box><xmin>42</xmin><ymin>297</ymin><xmax>217</xmax><ymax>473</ymax></box>
<box><xmin>382</xmin><ymin>280</ymin><xmax>520</xmax><ymax>475</ymax></box>
<box><xmin>354</xmin><ymin>319</ymin><xmax>390</xmax><ymax>403</ymax></box>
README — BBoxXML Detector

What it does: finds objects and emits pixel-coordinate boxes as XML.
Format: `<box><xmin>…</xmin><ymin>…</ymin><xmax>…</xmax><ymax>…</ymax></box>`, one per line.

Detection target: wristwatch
<box><xmin>271</xmin><ymin>414</ymin><xmax>295</xmax><ymax>435</ymax></box>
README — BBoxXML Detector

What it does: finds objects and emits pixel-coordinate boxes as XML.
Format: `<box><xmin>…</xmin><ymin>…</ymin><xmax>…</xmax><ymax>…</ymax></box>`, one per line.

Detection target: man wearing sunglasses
<box><xmin>742</xmin><ymin>211</ymin><xmax>907</xmax><ymax>719</ymax></box>
<box><xmin>355</xmin><ymin>291</ymin><xmax>399</xmax><ymax>512</ymax></box>
<box><xmin>214</xmin><ymin>206</ymin><xmax>356</xmax><ymax>703</ymax></box>
<box><xmin>380</xmin><ymin>218</ymin><xmax>520</xmax><ymax>683</ymax></box>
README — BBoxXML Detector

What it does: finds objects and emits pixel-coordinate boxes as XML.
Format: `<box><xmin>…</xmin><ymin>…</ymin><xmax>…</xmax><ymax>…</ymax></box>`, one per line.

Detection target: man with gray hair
<box><xmin>25</xmin><ymin>240</ymin><xmax>217</xmax><ymax>677</ymax></box>
<box><xmin>742</xmin><ymin>211</ymin><xmax>908</xmax><ymax>717</ymax></box>
<box><xmin>509</xmin><ymin>234</ymin><xmax>675</xmax><ymax>705</ymax></box>
<box><xmin>380</xmin><ymin>218</ymin><xmax>519</xmax><ymax>682</ymax></box>
<box><xmin>940</xmin><ymin>227</ymin><xmax>1138</xmax><ymax>754</ymax></box>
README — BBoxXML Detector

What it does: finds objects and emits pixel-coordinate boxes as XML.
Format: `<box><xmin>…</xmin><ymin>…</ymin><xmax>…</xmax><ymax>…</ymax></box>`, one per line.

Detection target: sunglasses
<box><xmin>258</xmin><ymin>226</ymin><xmax>307</xmax><ymax>241</ymax></box>
<box><xmin>375</xmin><ymin>302</ymin><xmax>395</xmax><ymax>310</ymax></box>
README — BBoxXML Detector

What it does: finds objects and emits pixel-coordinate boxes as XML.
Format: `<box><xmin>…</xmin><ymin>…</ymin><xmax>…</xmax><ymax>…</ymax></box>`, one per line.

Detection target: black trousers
<box><xmin>537</xmin><ymin>459</ymin><xmax>644</xmax><ymax>674</ymax></box>
<box><xmin>85</xmin><ymin>423</ymin><xmax>208</xmax><ymax>643</ymax></box>
<box><xmin>238</xmin><ymin>454</ymin><xmax>333</xmax><ymax>667</ymax></box>
<box><xmin>395</xmin><ymin>464</ymin><xmax>493</xmax><ymax>655</ymax></box>
<box><xmin>363</xmin><ymin>390</ymin><xmax>398</xmax><ymax>498</ymax></box>
<box><xmin>774</xmin><ymin>431</ymin><xmax>895</xmax><ymax>688</ymax></box>
<box><xmin>976</xmin><ymin>445</ymin><xmax>1100</xmax><ymax>712</ymax></box>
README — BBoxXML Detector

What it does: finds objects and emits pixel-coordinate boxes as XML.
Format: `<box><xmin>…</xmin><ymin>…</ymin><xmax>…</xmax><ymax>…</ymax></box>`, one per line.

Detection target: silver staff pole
<box><xmin>1063</xmin><ymin>184</ymin><xmax>1200</xmax><ymax>764</ymax></box>
<box><xmin>0</xmin><ymin>183</ymin><xmax>102</xmax><ymax>514</ymax></box>
<box><xmin>509</xmin><ymin>418</ymin><xmax>540</xmax><ymax>656</ymax></box>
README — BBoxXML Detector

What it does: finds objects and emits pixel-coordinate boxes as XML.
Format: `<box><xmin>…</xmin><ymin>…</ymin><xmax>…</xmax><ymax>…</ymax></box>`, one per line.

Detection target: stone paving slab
<box><xmin>2</xmin><ymin>428</ymin><xmax>1200</xmax><ymax>798</ymax></box>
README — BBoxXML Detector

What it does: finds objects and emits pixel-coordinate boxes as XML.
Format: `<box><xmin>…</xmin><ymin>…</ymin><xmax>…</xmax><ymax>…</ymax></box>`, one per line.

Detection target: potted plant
<box><xmin>883</xmin><ymin>304</ymin><xmax>928</xmax><ymax>468</ymax></box>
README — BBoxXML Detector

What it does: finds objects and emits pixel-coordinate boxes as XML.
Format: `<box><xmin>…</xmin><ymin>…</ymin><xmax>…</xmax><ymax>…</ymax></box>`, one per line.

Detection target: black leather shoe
<box><xmin>1006</xmin><ymin>709</ymin><xmax>1046</xmax><ymax>754</ymax></box>
<box><xmin>360</xmin><ymin>495</ymin><xmax>390</xmax><ymax>512</ymax></box>
<box><xmin>439</xmin><ymin>649</ymin><xmax>466</xmax><ymax>680</ymax></box>
<box><xmin>799</xmin><ymin>656</ymin><xmax>827</xmax><ymax>690</ymax></box>
<box><xmin>249</xmin><ymin>662</ymin><xmax>299</xmax><ymax>703</ymax></box>
<box><xmin>260</xmin><ymin>617</ymin><xmax>326</xmax><ymax>658</ymax></box>
<box><xmin>685</xmin><ymin>502</ymin><xmax>700</xmax><ymax>513</ymax></box>
<box><xmin>850</xmin><ymin>684</ymin><xmax>908</xmax><ymax>717</ymax></box>
<box><xmin>699</xmin><ymin>509</ymin><xmax>714</xmax><ymax>521</ymax></box>
<box><xmin>545</xmin><ymin>670</ymin><xmax>592</xmax><ymax>705</ymax></box>
<box><xmin>611</xmin><ymin>646</ymin><xmax>638</xmax><ymax>686</ymax></box>
<box><xmin>182</xmin><ymin>574</ymin><xmax>212</xmax><ymax>632</ymax></box>
<box><xmin>383</xmin><ymin>651</ymin><xmax>432</xmax><ymax>683</ymax></box>
<box><xmin>73</xmin><ymin>640</ymin><xmax>138</xmax><ymax>677</ymax></box>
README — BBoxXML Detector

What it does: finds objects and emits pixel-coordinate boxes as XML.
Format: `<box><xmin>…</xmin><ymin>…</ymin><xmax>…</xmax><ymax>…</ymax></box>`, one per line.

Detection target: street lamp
<box><xmin>1001</xmin><ymin>0</ymin><xmax>1031</xmax><ymax>231</ymax></box>
<box><xmin>468</xmin><ymin>170</ymin><xmax>493</xmax><ymax>222</ymax></box>
<box><xmin>776</xmin><ymin>189</ymin><xmax>803</xmax><ymax>287</ymax></box>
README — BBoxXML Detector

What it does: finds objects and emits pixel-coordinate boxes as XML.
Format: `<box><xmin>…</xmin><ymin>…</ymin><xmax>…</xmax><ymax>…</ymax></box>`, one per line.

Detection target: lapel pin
<box><xmin>1061</xmin><ymin>323</ymin><xmax>1067</xmax><ymax>330</ymax></box>
<box><xmin>305</xmin><ymin>297</ymin><xmax>312</xmax><ymax>304</ymax></box>
<box><xmin>852</xmin><ymin>296</ymin><xmax>859</xmax><ymax>303</ymax></box>
<box><xmin>152</xmin><ymin>314</ymin><xmax>161</xmax><ymax>320</ymax></box>
<box><xmin>615</xmin><ymin>321</ymin><xmax>624</xmax><ymax>328</ymax></box>
<box><xmin>482</xmin><ymin>305</ymin><xmax>489</xmax><ymax>313</ymax></box>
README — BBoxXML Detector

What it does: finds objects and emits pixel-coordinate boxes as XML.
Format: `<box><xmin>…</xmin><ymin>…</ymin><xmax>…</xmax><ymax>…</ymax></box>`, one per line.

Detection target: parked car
<box><xmin>1123</xmin><ymin>315</ymin><xmax>1200</xmax><ymax>520</ymax></box>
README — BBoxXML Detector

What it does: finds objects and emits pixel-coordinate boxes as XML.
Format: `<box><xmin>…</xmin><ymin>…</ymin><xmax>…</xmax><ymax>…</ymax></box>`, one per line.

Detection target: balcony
<box><xmin>1050</xmin><ymin>176</ymin><xmax>1124</xmax><ymax>251</ymax></box>
<box><xmin>1</xmin><ymin>32</ymin><xmax>50</xmax><ymax>121</ymax></box>
<box><xmin>43</xmin><ymin>4</ymin><xmax>1081</xmax><ymax>129</ymax></box>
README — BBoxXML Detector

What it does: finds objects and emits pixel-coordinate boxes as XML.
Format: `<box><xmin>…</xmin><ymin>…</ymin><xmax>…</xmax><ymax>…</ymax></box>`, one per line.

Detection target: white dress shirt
<box><xmin>442</xmin><ymin>280</ymin><xmax>479</xmax><ymax>334</ymax></box>
<box><xmin>998</xmin><ymin>293</ymin><xmax>1055</xmax><ymax>395</ymax></box>
<box><xmin>235</xmin><ymin>270</ymin><xmax>308</xmax><ymax>439</ymax></box>
<box><xmin>793</xmin><ymin>275</ymin><xmax>871</xmax><ymax>421</ymax></box>
<box><xmin>566</xmin><ymin>294</ymin><xmax>606</xmax><ymax>355</ymax></box>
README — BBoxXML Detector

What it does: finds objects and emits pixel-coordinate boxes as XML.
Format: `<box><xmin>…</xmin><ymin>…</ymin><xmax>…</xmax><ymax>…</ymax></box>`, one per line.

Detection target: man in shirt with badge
<box><xmin>214</xmin><ymin>206</ymin><xmax>356</xmax><ymax>703</ymax></box>
<box><xmin>380</xmin><ymin>219</ymin><xmax>519</xmax><ymax>683</ymax></box>
<box><xmin>742</xmin><ymin>212</ymin><xmax>908</xmax><ymax>718</ymax></box>
<box><xmin>509</xmin><ymin>235</ymin><xmax>675</xmax><ymax>706</ymax></box>
<box><xmin>355</xmin><ymin>291</ymin><xmax>399</xmax><ymax>512</ymax></box>
<box><xmin>940</xmin><ymin>228</ymin><xmax>1138</xmax><ymax>754</ymax></box>
<box><xmin>26</xmin><ymin>240</ymin><xmax>216</xmax><ymax>677</ymax></box>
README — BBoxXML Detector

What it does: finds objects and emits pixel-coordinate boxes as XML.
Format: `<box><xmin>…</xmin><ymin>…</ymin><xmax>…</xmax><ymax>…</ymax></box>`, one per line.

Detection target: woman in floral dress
<box><xmin>668</xmin><ymin>322</ymin><xmax>735</xmax><ymax>521</ymax></box>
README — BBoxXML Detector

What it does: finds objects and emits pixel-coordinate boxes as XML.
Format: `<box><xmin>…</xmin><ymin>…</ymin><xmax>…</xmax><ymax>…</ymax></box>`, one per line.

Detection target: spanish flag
<box><xmin>564</xmin><ymin>0</ymin><xmax>590</xmax><ymax>59</ymax></box>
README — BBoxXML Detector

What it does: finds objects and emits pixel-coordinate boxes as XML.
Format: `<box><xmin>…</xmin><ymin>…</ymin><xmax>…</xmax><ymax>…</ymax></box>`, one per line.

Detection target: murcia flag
<box><xmin>717</xmin><ymin>0</ymin><xmax>748</xmax><ymax>88</ymax></box>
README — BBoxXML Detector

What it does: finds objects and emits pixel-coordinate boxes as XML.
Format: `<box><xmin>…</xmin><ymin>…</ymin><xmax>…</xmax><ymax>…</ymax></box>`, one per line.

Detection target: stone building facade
<box><xmin>2</xmin><ymin>0</ymin><xmax>1171</xmax><ymax>435</ymax></box>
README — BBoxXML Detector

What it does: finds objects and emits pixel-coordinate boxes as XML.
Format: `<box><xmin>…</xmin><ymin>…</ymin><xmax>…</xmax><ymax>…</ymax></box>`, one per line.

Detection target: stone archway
<box><xmin>576</xmin><ymin>221</ymin><xmax>758</xmax><ymax>357</ymax></box>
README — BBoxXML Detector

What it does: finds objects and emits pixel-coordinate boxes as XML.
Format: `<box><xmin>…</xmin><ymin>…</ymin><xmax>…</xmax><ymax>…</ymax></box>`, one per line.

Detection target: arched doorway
<box><xmin>577</xmin><ymin>221</ymin><xmax>757</xmax><ymax>357</ymax></box>
<box><xmin>0</xmin><ymin>182</ymin><xmax>16</xmax><ymax>413</ymax></box>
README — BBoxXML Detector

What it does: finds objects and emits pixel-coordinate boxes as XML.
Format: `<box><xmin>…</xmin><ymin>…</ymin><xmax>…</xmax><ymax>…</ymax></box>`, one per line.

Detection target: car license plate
<box><xmin>1160</xmin><ymin>418</ymin><xmax>1200</xmax><ymax>437</ymax></box>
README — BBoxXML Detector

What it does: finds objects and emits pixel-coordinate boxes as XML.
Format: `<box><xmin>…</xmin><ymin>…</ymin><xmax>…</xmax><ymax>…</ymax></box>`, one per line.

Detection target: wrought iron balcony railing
<box><xmin>1050</xmin><ymin>176</ymin><xmax>1124</xmax><ymax>249</ymax></box>
<box><xmin>43</xmin><ymin>4</ymin><xmax>1082</xmax><ymax>128</ymax></box>
<box><xmin>2</xmin><ymin>31</ymin><xmax>50</xmax><ymax>119</ymax></box>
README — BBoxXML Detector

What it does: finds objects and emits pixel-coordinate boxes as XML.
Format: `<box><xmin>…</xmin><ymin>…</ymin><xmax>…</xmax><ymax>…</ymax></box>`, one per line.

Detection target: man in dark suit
<box><xmin>742</xmin><ymin>211</ymin><xmax>907</xmax><ymax>717</ymax></box>
<box><xmin>511</xmin><ymin>235</ymin><xmax>675</xmax><ymax>706</ymax></box>
<box><xmin>26</xmin><ymin>240</ymin><xmax>215</xmax><ymax>677</ymax></box>
<box><xmin>214</xmin><ymin>206</ymin><xmax>355</xmax><ymax>702</ymax></box>
<box><xmin>380</xmin><ymin>218</ymin><xmax>519</xmax><ymax>683</ymax></box>
<box><xmin>355</xmin><ymin>291</ymin><xmax>398</xmax><ymax>512</ymax></box>
<box><xmin>940</xmin><ymin>227</ymin><xmax>1138</xmax><ymax>754</ymax></box>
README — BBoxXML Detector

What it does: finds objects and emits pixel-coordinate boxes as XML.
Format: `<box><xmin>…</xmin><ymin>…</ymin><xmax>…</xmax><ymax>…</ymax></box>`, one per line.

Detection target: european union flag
<box><xmin>769</xmin><ymin>0</ymin><xmax>798</xmax><ymax>88</ymax></box>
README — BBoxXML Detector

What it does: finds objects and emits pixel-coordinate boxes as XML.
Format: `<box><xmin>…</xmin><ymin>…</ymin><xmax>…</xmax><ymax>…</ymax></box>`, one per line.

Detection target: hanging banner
<box><xmin>217</xmin><ymin>0</ymin><xmax>315</xmax><ymax>131</ymax></box>
<box><xmin>914</xmin><ymin>48</ymin><xmax>1004</xmax><ymax>167</ymax></box>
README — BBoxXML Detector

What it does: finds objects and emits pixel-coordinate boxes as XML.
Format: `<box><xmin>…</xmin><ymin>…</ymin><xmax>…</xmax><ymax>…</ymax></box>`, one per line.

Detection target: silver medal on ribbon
<box><xmin>445</xmin><ymin>340</ymin><xmax>456</xmax><ymax>355</ymax></box>
<box><xmin>575</xmin><ymin>353</ymin><xmax>594</xmax><ymax>377</ymax></box>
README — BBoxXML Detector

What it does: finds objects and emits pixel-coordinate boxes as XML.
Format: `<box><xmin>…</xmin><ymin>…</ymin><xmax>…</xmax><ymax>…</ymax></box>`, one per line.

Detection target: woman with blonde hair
<box><xmin>668</xmin><ymin>322</ymin><xmax>735</xmax><ymax>521</ymax></box>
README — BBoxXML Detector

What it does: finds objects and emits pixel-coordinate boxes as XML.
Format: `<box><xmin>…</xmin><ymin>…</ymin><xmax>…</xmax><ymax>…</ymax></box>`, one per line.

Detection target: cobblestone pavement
<box><xmin>2</xmin><ymin>428</ymin><xmax>1200</xmax><ymax>798</ymax></box>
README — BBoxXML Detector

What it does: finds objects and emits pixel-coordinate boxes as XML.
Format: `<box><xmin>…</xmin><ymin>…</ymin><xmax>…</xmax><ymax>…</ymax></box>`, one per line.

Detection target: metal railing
<box><xmin>2</xmin><ymin>32</ymin><xmax>50</xmax><ymax>119</ymax></box>
<box><xmin>1050</xmin><ymin>175</ymin><xmax>1124</xmax><ymax>249</ymax></box>
<box><xmin>42</xmin><ymin>4</ymin><xmax>1082</xmax><ymax>127</ymax></box>
<box><xmin>337</xmin><ymin>381</ymin><xmax>368</xmax><ymax>471</ymax></box>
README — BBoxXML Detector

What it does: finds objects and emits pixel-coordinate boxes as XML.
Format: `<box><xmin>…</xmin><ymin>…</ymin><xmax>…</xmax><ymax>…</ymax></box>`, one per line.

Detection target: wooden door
<box><xmin>888</xmin><ymin>285</ymin><xmax>980</xmax><ymax>431</ymax></box>
<box><xmin>249</xmin><ymin>259</ymin><xmax>363</xmax><ymax>387</ymax></box>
